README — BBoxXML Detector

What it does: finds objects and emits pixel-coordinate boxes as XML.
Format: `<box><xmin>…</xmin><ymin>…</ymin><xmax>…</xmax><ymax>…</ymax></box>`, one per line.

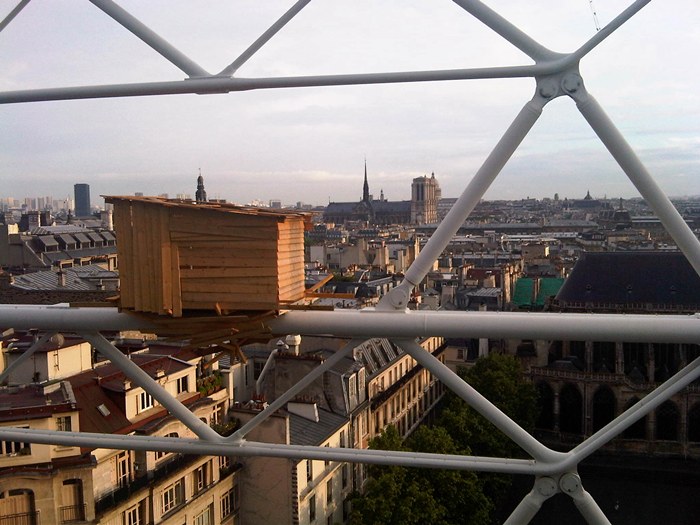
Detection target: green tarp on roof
<box><xmin>535</xmin><ymin>277</ymin><xmax>565</xmax><ymax>306</ymax></box>
<box><xmin>513</xmin><ymin>278</ymin><xmax>534</xmax><ymax>307</ymax></box>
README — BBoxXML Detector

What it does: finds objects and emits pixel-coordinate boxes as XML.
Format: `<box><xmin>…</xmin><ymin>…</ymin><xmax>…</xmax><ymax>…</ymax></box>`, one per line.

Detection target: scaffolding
<box><xmin>1</xmin><ymin>1</ymin><xmax>698</xmax><ymax>522</ymax></box>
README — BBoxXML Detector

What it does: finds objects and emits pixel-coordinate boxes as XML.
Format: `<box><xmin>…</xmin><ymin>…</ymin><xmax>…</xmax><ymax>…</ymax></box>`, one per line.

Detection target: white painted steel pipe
<box><xmin>451</xmin><ymin>0</ymin><xmax>555</xmax><ymax>62</ymax></box>
<box><xmin>503</xmin><ymin>487</ymin><xmax>549</xmax><ymax>525</ymax></box>
<box><xmin>3</xmin><ymin>305</ymin><xmax>700</xmax><ymax>345</ymax></box>
<box><xmin>90</xmin><ymin>0</ymin><xmax>209</xmax><ymax>78</ymax></box>
<box><xmin>576</xmin><ymin>91</ymin><xmax>700</xmax><ymax>278</ymax></box>
<box><xmin>571</xmin><ymin>0</ymin><xmax>652</xmax><ymax>62</ymax></box>
<box><xmin>0</xmin><ymin>65</ymin><xmax>547</xmax><ymax>104</ymax></box>
<box><xmin>0</xmin><ymin>426</ymin><xmax>539</xmax><ymax>474</ymax></box>
<box><xmin>395</xmin><ymin>338</ymin><xmax>564</xmax><ymax>464</ymax></box>
<box><xmin>0</xmin><ymin>331</ymin><xmax>54</xmax><ymax>384</ymax></box>
<box><xmin>0</xmin><ymin>0</ymin><xmax>30</xmax><ymax>33</ymax></box>
<box><xmin>567</xmin><ymin>355</ymin><xmax>700</xmax><ymax>466</ymax></box>
<box><xmin>270</xmin><ymin>309</ymin><xmax>700</xmax><ymax>344</ymax></box>
<box><xmin>395</xmin><ymin>95</ymin><xmax>545</xmax><ymax>296</ymax></box>
<box><xmin>218</xmin><ymin>0</ymin><xmax>313</xmax><ymax>76</ymax></box>
<box><xmin>83</xmin><ymin>331</ymin><xmax>224</xmax><ymax>443</ymax></box>
<box><xmin>0</xmin><ymin>304</ymin><xmax>157</xmax><ymax>332</ymax></box>
<box><xmin>231</xmin><ymin>339</ymin><xmax>359</xmax><ymax>441</ymax></box>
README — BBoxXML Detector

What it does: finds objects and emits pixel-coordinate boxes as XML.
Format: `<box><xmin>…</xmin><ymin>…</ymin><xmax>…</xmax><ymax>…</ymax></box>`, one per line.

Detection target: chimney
<box><xmin>285</xmin><ymin>334</ymin><xmax>302</xmax><ymax>356</ymax></box>
<box><xmin>57</xmin><ymin>269</ymin><xmax>66</xmax><ymax>287</ymax></box>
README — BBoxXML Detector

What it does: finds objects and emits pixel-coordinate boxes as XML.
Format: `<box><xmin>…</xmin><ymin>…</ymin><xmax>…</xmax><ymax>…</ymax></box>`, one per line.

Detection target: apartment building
<box><xmin>0</xmin><ymin>335</ymin><xmax>242</xmax><ymax>525</ymax></box>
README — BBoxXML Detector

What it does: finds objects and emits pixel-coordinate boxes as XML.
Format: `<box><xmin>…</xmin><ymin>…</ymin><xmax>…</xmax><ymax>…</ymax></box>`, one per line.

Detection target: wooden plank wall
<box><xmin>112</xmin><ymin>198</ymin><xmax>307</xmax><ymax>316</ymax></box>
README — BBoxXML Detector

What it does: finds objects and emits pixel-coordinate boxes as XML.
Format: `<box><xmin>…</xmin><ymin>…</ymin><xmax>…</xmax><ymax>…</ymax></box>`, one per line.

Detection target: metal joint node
<box><xmin>559</xmin><ymin>472</ymin><xmax>582</xmax><ymax>496</ymax></box>
<box><xmin>536</xmin><ymin>77</ymin><xmax>561</xmax><ymax>100</ymax></box>
<box><xmin>534</xmin><ymin>476</ymin><xmax>558</xmax><ymax>498</ymax></box>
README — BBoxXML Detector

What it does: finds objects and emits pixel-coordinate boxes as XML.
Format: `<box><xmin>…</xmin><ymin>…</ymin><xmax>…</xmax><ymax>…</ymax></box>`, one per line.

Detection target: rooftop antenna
<box><xmin>588</xmin><ymin>0</ymin><xmax>601</xmax><ymax>32</ymax></box>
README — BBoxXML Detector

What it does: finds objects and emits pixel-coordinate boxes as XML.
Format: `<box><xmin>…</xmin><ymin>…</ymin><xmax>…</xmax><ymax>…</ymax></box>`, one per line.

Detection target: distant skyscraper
<box><xmin>74</xmin><ymin>183</ymin><xmax>91</xmax><ymax>217</ymax></box>
<box><xmin>195</xmin><ymin>172</ymin><xmax>207</xmax><ymax>203</ymax></box>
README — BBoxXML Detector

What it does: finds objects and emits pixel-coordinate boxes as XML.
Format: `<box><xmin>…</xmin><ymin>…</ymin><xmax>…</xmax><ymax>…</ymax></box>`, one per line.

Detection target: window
<box><xmin>342</xmin><ymin>464</ymin><xmax>348</xmax><ymax>488</ymax></box>
<box><xmin>194</xmin><ymin>504</ymin><xmax>214</xmax><ymax>525</ymax></box>
<box><xmin>1</xmin><ymin>438</ymin><xmax>30</xmax><ymax>456</ymax></box>
<box><xmin>253</xmin><ymin>360</ymin><xmax>265</xmax><ymax>379</ymax></box>
<box><xmin>326</xmin><ymin>479</ymin><xmax>333</xmax><ymax>503</ymax></box>
<box><xmin>176</xmin><ymin>376</ymin><xmax>189</xmax><ymax>394</ymax></box>
<box><xmin>138</xmin><ymin>391</ymin><xmax>154</xmax><ymax>412</ymax></box>
<box><xmin>309</xmin><ymin>494</ymin><xmax>316</xmax><ymax>522</ymax></box>
<box><xmin>221</xmin><ymin>484</ymin><xmax>240</xmax><ymax>519</ymax></box>
<box><xmin>306</xmin><ymin>459</ymin><xmax>313</xmax><ymax>482</ymax></box>
<box><xmin>212</xmin><ymin>403</ymin><xmax>225</xmax><ymax>425</ymax></box>
<box><xmin>56</xmin><ymin>416</ymin><xmax>72</xmax><ymax>432</ymax></box>
<box><xmin>339</xmin><ymin>430</ymin><xmax>346</xmax><ymax>448</ymax></box>
<box><xmin>123</xmin><ymin>504</ymin><xmax>141</xmax><ymax>525</ymax></box>
<box><xmin>194</xmin><ymin>461</ymin><xmax>212</xmax><ymax>494</ymax></box>
<box><xmin>116</xmin><ymin>451</ymin><xmax>131</xmax><ymax>488</ymax></box>
<box><xmin>162</xmin><ymin>478</ymin><xmax>185</xmax><ymax>514</ymax></box>
<box><xmin>219</xmin><ymin>455</ymin><xmax>231</xmax><ymax>473</ymax></box>
<box><xmin>155</xmin><ymin>432</ymin><xmax>178</xmax><ymax>461</ymax></box>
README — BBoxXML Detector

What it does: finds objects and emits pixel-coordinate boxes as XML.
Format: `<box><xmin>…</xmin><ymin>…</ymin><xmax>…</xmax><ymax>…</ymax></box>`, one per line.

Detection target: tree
<box><xmin>351</xmin><ymin>354</ymin><xmax>537</xmax><ymax>525</ymax></box>
<box><xmin>437</xmin><ymin>353</ymin><xmax>538</xmax><ymax>517</ymax></box>
<box><xmin>350</xmin><ymin>426</ymin><xmax>448</xmax><ymax>525</ymax></box>
<box><xmin>351</xmin><ymin>426</ymin><xmax>491</xmax><ymax>525</ymax></box>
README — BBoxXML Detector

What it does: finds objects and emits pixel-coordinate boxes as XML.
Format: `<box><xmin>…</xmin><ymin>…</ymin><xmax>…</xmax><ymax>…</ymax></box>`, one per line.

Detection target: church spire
<box><xmin>195</xmin><ymin>169</ymin><xmax>207</xmax><ymax>203</ymax></box>
<box><xmin>362</xmin><ymin>159</ymin><xmax>370</xmax><ymax>203</ymax></box>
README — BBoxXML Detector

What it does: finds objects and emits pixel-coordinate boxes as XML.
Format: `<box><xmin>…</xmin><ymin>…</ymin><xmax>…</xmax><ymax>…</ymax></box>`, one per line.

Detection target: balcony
<box><xmin>59</xmin><ymin>504</ymin><xmax>86</xmax><ymax>523</ymax></box>
<box><xmin>0</xmin><ymin>511</ymin><xmax>39</xmax><ymax>525</ymax></box>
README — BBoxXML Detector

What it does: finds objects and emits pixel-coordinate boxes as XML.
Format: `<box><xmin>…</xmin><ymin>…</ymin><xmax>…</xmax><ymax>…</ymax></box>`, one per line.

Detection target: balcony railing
<box><xmin>0</xmin><ymin>511</ymin><xmax>40</xmax><ymax>525</ymax></box>
<box><xmin>59</xmin><ymin>504</ymin><xmax>86</xmax><ymax>523</ymax></box>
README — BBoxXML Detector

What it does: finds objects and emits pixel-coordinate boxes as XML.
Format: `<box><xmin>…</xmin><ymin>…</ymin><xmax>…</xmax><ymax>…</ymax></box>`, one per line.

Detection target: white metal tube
<box><xmin>451</xmin><ymin>0</ymin><xmax>556</xmax><ymax>62</ymax></box>
<box><xmin>0</xmin><ymin>304</ymin><xmax>156</xmax><ymax>332</ymax></box>
<box><xmin>4</xmin><ymin>305</ymin><xmax>700</xmax><ymax>345</ymax></box>
<box><xmin>0</xmin><ymin>425</ymin><xmax>538</xmax><ymax>474</ymax></box>
<box><xmin>396</xmin><ymin>96</ymin><xmax>545</xmax><ymax>294</ymax></box>
<box><xmin>0</xmin><ymin>64</ymin><xmax>546</xmax><ymax>104</ymax></box>
<box><xmin>230</xmin><ymin>338</ymin><xmax>359</xmax><ymax>441</ymax></box>
<box><xmin>572</xmin><ymin>490</ymin><xmax>611</xmax><ymax>525</ymax></box>
<box><xmin>0</xmin><ymin>0</ymin><xmax>30</xmax><ymax>33</ymax></box>
<box><xmin>82</xmin><ymin>331</ymin><xmax>223</xmax><ymax>442</ymax></box>
<box><xmin>576</xmin><ymin>91</ymin><xmax>700</xmax><ymax>277</ymax></box>
<box><xmin>394</xmin><ymin>338</ymin><xmax>565</xmax><ymax>464</ymax></box>
<box><xmin>568</xmin><ymin>355</ymin><xmax>700</xmax><ymax>465</ymax></box>
<box><xmin>0</xmin><ymin>331</ymin><xmax>54</xmax><ymax>384</ymax></box>
<box><xmin>89</xmin><ymin>0</ymin><xmax>209</xmax><ymax>78</ymax></box>
<box><xmin>560</xmin><ymin>473</ymin><xmax>612</xmax><ymax>525</ymax></box>
<box><xmin>270</xmin><ymin>309</ymin><xmax>700</xmax><ymax>344</ymax></box>
<box><xmin>503</xmin><ymin>489</ymin><xmax>548</xmax><ymax>525</ymax></box>
<box><xmin>219</xmin><ymin>0</ymin><xmax>312</xmax><ymax>76</ymax></box>
<box><xmin>571</xmin><ymin>0</ymin><xmax>652</xmax><ymax>62</ymax></box>
<box><xmin>254</xmin><ymin>348</ymin><xmax>278</xmax><ymax>396</ymax></box>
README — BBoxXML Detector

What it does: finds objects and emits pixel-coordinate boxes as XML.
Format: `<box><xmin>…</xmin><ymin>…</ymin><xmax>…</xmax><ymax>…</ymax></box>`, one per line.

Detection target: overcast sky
<box><xmin>1</xmin><ymin>0</ymin><xmax>699</xmax><ymax>207</ymax></box>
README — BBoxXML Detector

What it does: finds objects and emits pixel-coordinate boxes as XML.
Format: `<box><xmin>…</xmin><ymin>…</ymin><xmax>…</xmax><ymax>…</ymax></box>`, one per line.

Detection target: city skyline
<box><xmin>1</xmin><ymin>1</ymin><xmax>699</xmax><ymax>204</ymax></box>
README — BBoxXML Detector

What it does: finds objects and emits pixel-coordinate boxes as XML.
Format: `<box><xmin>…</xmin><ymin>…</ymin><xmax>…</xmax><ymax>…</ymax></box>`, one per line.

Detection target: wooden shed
<box><xmin>106</xmin><ymin>196</ymin><xmax>309</xmax><ymax>317</ymax></box>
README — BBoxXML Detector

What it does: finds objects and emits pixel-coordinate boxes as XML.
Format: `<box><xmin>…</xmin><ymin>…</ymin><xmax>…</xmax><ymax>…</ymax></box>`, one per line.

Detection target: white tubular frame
<box><xmin>0</xmin><ymin>1</ymin><xmax>697</xmax><ymax>523</ymax></box>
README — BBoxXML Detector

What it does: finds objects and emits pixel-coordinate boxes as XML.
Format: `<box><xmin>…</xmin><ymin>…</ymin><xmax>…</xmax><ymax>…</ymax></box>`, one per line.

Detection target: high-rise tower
<box><xmin>74</xmin><ymin>183</ymin><xmax>91</xmax><ymax>217</ymax></box>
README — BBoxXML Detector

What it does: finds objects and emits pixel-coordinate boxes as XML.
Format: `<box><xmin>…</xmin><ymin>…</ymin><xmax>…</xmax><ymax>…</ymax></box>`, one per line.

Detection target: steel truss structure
<box><xmin>1</xmin><ymin>1</ymin><xmax>698</xmax><ymax>523</ymax></box>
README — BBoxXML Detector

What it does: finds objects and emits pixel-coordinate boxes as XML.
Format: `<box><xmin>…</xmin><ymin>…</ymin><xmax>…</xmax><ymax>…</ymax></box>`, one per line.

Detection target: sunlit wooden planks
<box><xmin>106</xmin><ymin>196</ymin><xmax>309</xmax><ymax>316</ymax></box>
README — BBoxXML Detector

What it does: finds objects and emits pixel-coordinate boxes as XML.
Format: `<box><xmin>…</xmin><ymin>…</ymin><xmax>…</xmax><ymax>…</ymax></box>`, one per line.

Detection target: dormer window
<box><xmin>176</xmin><ymin>376</ymin><xmax>189</xmax><ymax>394</ymax></box>
<box><xmin>138</xmin><ymin>392</ymin><xmax>154</xmax><ymax>412</ymax></box>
